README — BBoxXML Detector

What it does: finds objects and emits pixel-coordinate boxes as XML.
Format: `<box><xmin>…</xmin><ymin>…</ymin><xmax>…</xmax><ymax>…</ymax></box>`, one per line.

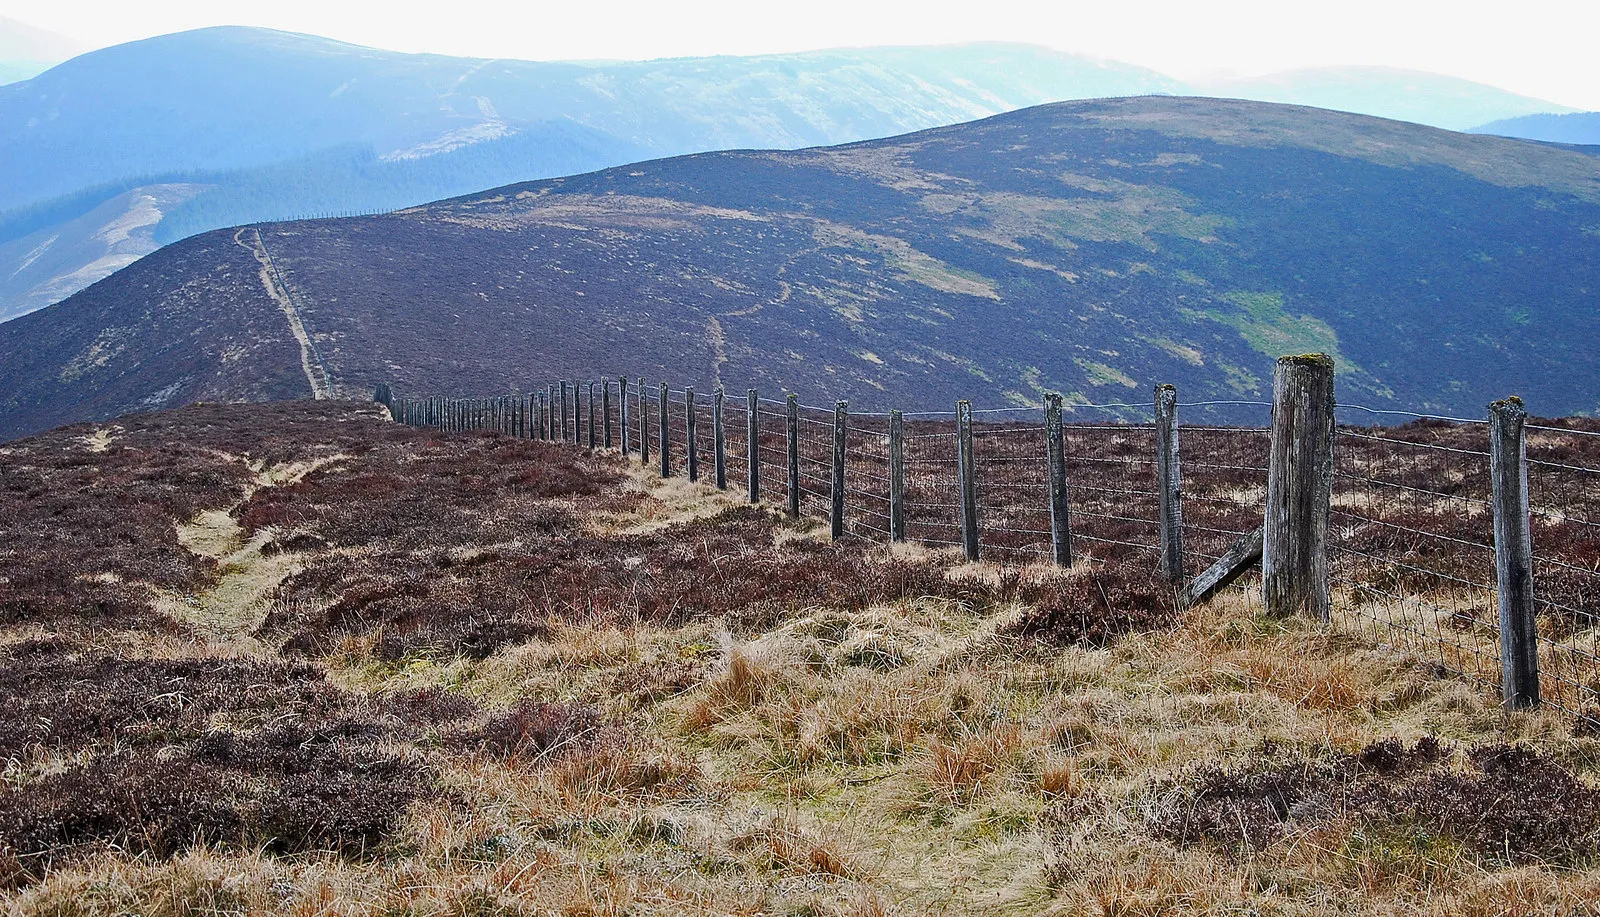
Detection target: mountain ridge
<box><xmin>1</xmin><ymin>26</ymin><xmax>1583</xmax><ymax>323</ymax></box>
<box><xmin>4</xmin><ymin>96</ymin><xmax>1599</xmax><ymax>441</ymax></box>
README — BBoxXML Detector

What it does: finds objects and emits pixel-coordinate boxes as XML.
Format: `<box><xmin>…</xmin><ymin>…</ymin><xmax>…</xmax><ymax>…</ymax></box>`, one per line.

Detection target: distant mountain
<box><xmin>0</xmin><ymin>16</ymin><xmax>80</xmax><ymax>85</ymax></box>
<box><xmin>0</xmin><ymin>28</ymin><xmax>1184</xmax><ymax>319</ymax></box>
<box><xmin>1473</xmin><ymin>112</ymin><xmax>1600</xmax><ymax>147</ymax></box>
<box><xmin>5</xmin><ymin>97</ymin><xmax>1599</xmax><ymax>441</ymax></box>
<box><xmin>1194</xmin><ymin>67</ymin><xmax>1574</xmax><ymax>132</ymax></box>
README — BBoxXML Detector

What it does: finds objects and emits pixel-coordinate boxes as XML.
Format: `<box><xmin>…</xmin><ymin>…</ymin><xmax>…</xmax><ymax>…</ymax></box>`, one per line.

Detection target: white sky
<box><xmin>5</xmin><ymin>0</ymin><xmax>1599</xmax><ymax>110</ymax></box>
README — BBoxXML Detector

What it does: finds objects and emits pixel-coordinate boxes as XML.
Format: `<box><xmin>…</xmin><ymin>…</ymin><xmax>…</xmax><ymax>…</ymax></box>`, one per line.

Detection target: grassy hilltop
<box><xmin>3</xmin><ymin>401</ymin><xmax>1600</xmax><ymax>913</ymax></box>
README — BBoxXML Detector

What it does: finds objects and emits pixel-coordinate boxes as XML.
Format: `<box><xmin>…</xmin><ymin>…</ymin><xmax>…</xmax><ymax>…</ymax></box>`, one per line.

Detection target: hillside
<box><xmin>0</xmin><ymin>28</ymin><xmax>1180</xmax><ymax>317</ymax></box>
<box><xmin>5</xmin><ymin>96</ymin><xmax>1600</xmax><ymax>440</ymax></box>
<box><xmin>4</xmin><ymin>398</ymin><xmax>1600</xmax><ymax>913</ymax></box>
<box><xmin>0</xmin><ymin>16</ymin><xmax>78</xmax><ymax>85</ymax></box>
<box><xmin>1197</xmin><ymin>66</ymin><xmax>1575</xmax><ymax>131</ymax></box>
<box><xmin>1475</xmin><ymin>111</ymin><xmax>1600</xmax><ymax>146</ymax></box>
<box><xmin>2</xmin><ymin>26</ymin><xmax>1582</xmax><ymax>323</ymax></box>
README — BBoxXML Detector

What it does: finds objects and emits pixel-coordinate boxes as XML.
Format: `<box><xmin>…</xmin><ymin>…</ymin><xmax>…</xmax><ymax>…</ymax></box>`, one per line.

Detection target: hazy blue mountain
<box><xmin>1196</xmin><ymin>67</ymin><xmax>1573</xmax><ymax>131</ymax></box>
<box><xmin>0</xmin><ymin>16</ymin><xmax>80</xmax><ymax>86</ymax></box>
<box><xmin>1473</xmin><ymin>112</ymin><xmax>1600</xmax><ymax>146</ymax></box>
<box><xmin>0</xmin><ymin>27</ymin><xmax>1185</xmax><ymax>318</ymax></box>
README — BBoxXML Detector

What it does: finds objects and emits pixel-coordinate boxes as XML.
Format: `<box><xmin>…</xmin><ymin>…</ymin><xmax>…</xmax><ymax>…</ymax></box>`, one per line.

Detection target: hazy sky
<box><xmin>4</xmin><ymin>0</ymin><xmax>1598</xmax><ymax>109</ymax></box>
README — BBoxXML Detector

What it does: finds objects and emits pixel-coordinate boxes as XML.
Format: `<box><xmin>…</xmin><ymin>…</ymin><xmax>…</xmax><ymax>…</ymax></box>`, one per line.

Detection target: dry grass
<box><xmin>8</xmin><ymin>402</ymin><xmax>1600</xmax><ymax>915</ymax></box>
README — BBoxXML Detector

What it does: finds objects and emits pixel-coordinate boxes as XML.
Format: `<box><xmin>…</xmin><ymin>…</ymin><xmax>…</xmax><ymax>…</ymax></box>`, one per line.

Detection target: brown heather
<box><xmin>3</xmin><ymin>399</ymin><xmax>1600</xmax><ymax>914</ymax></box>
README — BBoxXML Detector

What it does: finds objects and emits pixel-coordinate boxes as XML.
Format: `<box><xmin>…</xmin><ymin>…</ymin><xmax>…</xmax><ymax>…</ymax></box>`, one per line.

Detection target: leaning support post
<box><xmin>786</xmin><ymin>394</ymin><xmax>801</xmax><ymax>519</ymax></box>
<box><xmin>619</xmin><ymin>377</ymin><xmax>630</xmax><ymax>456</ymax></box>
<box><xmin>747</xmin><ymin>390</ymin><xmax>760</xmax><ymax>503</ymax></box>
<box><xmin>956</xmin><ymin>400</ymin><xmax>980</xmax><ymax>562</ymax></box>
<box><xmin>831</xmin><ymin>400</ymin><xmax>848</xmax><ymax>540</ymax></box>
<box><xmin>1263</xmin><ymin>354</ymin><xmax>1335</xmax><ymax>620</ymax></box>
<box><xmin>713</xmin><ymin>387</ymin><xmax>727</xmax><ymax>490</ymax></box>
<box><xmin>1155</xmin><ymin>384</ymin><xmax>1184</xmax><ymax>584</ymax></box>
<box><xmin>658</xmin><ymin>383</ymin><xmax>670</xmax><ymax>477</ymax></box>
<box><xmin>1045</xmin><ymin>393</ymin><xmax>1072</xmax><ymax>566</ymax></box>
<box><xmin>1490</xmin><ymin>396</ymin><xmax>1540</xmax><ymax>710</ymax></box>
<box><xmin>889</xmin><ymin>410</ymin><xmax>907</xmax><ymax>543</ymax></box>
<box><xmin>686</xmin><ymin>387</ymin><xmax>699</xmax><ymax>482</ymax></box>
<box><xmin>603</xmin><ymin>381</ymin><xmax>613</xmax><ymax>449</ymax></box>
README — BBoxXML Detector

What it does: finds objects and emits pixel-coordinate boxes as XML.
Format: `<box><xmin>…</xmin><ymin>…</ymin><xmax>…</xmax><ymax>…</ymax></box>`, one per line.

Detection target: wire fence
<box><xmin>375</xmin><ymin>375</ymin><xmax>1600</xmax><ymax>723</ymax></box>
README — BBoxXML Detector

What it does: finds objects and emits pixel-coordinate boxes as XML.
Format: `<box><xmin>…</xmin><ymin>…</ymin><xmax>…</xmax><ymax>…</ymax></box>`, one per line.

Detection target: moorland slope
<box><xmin>5</xmin><ymin>97</ymin><xmax>1600</xmax><ymax>439</ymax></box>
<box><xmin>3</xmin><ymin>400</ymin><xmax>1599</xmax><ymax>913</ymax></box>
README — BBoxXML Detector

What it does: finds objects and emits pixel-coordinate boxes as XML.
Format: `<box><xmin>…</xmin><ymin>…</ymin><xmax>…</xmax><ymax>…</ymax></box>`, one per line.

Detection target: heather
<box><xmin>3</xmin><ymin>399</ymin><xmax>1600</xmax><ymax>915</ymax></box>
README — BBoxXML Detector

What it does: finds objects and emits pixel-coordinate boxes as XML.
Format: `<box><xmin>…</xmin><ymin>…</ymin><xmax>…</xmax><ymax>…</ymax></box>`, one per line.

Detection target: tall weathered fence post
<box><xmin>713</xmin><ymin>387</ymin><xmax>727</xmax><ymax>490</ymax></box>
<box><xmin>1045</xmin><ymin>393</ymin><xmax>1072</xmax><ymax>567</ymax></box>
<box><xmin>619</xmin><ymin>377</ymin><xmax>630</xmax><ymax>456</ymax></box>
<box><xmin>786</xmin><ymin>394</ymin><xmax>801</xmax><ymax>519</ymax></box>
<box><xmin>603</xmin><ymin>381</ymin><xmax>613</xmax><ymax>449</ymax></box>
<box><xmin>747</xmin><ymin>389</ymin><xmax>760</xmax><ymax>503</ymax></box>
<box><xmin>831</xmin><ymin>401</ymin><xmax>848</xmax><ymax>540</ymax></box>
<box><xmin>889</xmin><ymin>409</ymin><xmax>906</xmax><ymax>542</ymax></box>
<box><xmin>1263</xmin><ymin>354</ymin><xmax>1335</xmax><ymax>620</ymax></box>
<box><xmin>1490</xmin><ymin>396</ymin><xmax>1540</xmax><ymax>709</ymax></box>
<box><xmin>956</xmin><ymin>400</ymin><xmax>980</xmax><ymax>562</ymax></box>
<box><xmin>686</xmin><ymin>387</ymin><xmax>699</xmax><ymax>482</ymax></box>
<box><xmin>658</xmin><ymin>382</ymin><xmax>670</xmax><ymax>477</ymax></box>
<box><xmin>1155</xmin><ymin>384</ymin><xmax>1184</xmax><ymax>584</ymax></box>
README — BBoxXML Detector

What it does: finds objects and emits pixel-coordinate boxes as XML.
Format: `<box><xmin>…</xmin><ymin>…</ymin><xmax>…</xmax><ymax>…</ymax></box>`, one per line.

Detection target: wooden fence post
<box><xmin>1263</xmin><ymin>354</ymin><xmax>1335</xmax><ymax>620</ymax></box>
<box><xmin>713</xmin><ymin>387</ymin><xmax>727</xmax><ymax>490</ymax></box>
<box><xmin>604</xmin><ymin>381</ymin><xmax>613</xmax><ymax>449</ymax></box>
<box><xmin>747</xmin><ymin>389</ymin><xmax>760</xmax><ymax>503</ymax></box>
<box><xmin>620</xmin><ymin>377</ymin><xmax>630</xmax><ymax>456</ymax></box>
<box><xmin>831</xmin><ymin>401</ymin><xmax>848</xmax><ymax>539</ymax></box>
<box><xmin>658</xmin><ymin>382</ymin><xmax>670</xmax><ymax>477</ymax></box>
<box><xmin>786</xmin><ymin>394</ymin><xmax>800</xmax><ymax>519</ymax></box>
<box><xmin>957</xmin><ymin>400</ymin><xmax>980</xmax><ymax>562</ymax></box>
<box><xmin>640</xmin><ymin>379</ymin><xmax>650</xmax><ymax>466</ymax></box>
<box><xmin>1045</xmin><ymin>393</ymin><xmax>1072</xmax><ymax>566</ymax></box>
<box><xmin>1155</xmin><ymin>384</ymin><xmax>1184</xmax><ymax>584</ymax></box>
<box><xmin>1490</xmin><ymin>396</ymin><xmax>1540</xmax><ymax>709</ymax></box>
<box><xmin>889</xmin><ymin>409</ymin><xmax>906</xmax><ymax>542</ymax></box>
<box><xmin>687</xmin><ymin>387</ymin><xmax>699</xmax><ymax>482</ymax></box>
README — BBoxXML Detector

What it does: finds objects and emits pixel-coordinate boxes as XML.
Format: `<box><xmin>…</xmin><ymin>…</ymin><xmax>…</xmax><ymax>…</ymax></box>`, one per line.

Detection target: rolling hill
<box><xmin>3</xmin><ymin>26</ymin><xmax>1583</xmax><ymax>323</ymax></box>
<box><xmin>1196</xmin><ymin>66</ymin><xmax>1576</xmax><ymax>132</ymax></box>
<box><xmin>1474</xmin><ymin>111</ymin><xmax>1600</xmax><ymax>147</ymax></box>
<box><xmin>0</xmin><ymin>15</ymin><xmax>79</xmax><ymax>85</ymax></box>
<box><xmin>4</xmin><ymin>96</ymin><xmax>1600</xmax><ymax>441</ymax></box>
<box><xmin>0</xmin><ymin>28</ymin><xmax>1183</xmax><ymax>319</ymax></box>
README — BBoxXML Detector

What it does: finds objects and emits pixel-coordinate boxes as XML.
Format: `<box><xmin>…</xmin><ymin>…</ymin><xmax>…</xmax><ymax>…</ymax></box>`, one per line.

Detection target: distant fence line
<box><xmin>373</xmin><ymin>357</ymin><xmax>1600</xmax><ymax>724</ymax></box>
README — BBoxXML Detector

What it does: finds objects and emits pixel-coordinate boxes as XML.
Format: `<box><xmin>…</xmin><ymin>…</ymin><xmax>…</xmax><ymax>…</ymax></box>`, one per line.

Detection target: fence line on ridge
<box><xmin>371</xmin><ymin>357</ymin><xmax>1600</xmax><ymax>725</ymax></box>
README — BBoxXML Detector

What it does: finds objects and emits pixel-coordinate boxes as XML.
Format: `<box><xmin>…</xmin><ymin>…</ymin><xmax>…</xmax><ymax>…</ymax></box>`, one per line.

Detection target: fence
<box><xmin>372</xmin><ymin>358</ymin><xmax>1600</xmax><ymax>723</ymax></box>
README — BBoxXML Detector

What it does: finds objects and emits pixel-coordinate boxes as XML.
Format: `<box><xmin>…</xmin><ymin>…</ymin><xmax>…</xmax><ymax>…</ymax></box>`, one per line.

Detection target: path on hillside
<box><xmin>162</xmin><ymin>453</ymin><xmax>346</xmax><ymax>644</ymax></box>
<box><xmin>234</xmin><ymin>227</ymin><xmax>332</xmax><ymax>399</ymax></box>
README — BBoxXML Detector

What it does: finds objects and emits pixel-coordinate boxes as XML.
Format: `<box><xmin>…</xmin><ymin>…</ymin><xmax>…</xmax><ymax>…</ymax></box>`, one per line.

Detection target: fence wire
<box><xmin>387</xmin><ymin>383</ymin><xmax>1600</xmax><ymax>723</ymax></box>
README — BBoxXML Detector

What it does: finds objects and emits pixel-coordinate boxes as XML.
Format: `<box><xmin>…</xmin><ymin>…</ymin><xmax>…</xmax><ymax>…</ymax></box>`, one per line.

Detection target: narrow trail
<box><xmin>235</xmin><ymin>227</ymin><xmax>332</xmax><ymax>399</ymax></box>
<box><xmin>161</xmin><ymin>455</ymin><xmax>345</xmax><ymax>645</ymax></box>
